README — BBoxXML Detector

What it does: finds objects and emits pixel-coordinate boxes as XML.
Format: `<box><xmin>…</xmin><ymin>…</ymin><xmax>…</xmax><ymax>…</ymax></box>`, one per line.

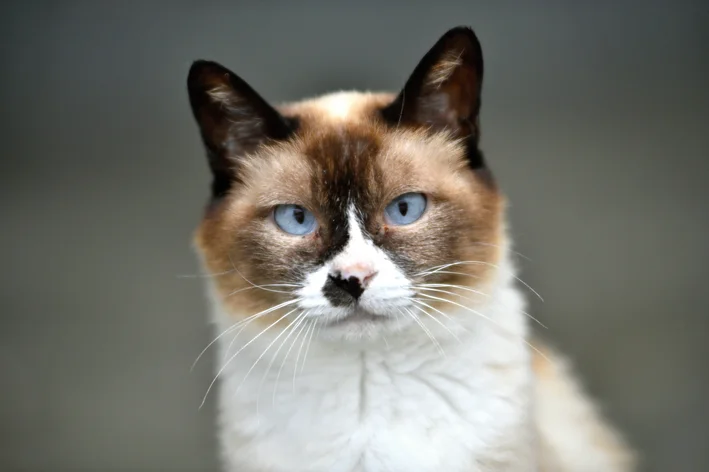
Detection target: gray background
<box><xmin>1</xmin><ymin>1</ymin><xmax>708</xmax><ymax>471</ymax></box>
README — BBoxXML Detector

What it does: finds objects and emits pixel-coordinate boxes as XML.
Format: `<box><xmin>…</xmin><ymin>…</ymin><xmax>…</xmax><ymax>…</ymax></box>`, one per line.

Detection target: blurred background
<box><xmin>1</xmin><ymin>1</ymin><xmax>707</xmax><ymax>471</ymax></box>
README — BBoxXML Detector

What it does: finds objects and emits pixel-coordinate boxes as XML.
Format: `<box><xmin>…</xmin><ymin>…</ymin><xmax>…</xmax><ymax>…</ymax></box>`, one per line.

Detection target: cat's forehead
<box><xmin>279</xmin><ymin>91</ymin><xmax>395</xmax><ymax>125</ymax></box>
<box><xmin>239</xmin><ymin>92</ymin><xmax>472</xmax><ymax>202</ymax></box>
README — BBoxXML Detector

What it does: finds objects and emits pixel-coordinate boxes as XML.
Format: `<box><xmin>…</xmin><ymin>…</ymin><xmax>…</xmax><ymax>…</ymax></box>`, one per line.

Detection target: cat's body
<box><xmin>209</xmin><ymin>243</ymin><xmax>535</xmax><ymax>472</ymax></box>
<box><xmin>187</xmin><ymin>28</ymin><xmax>635</xmax><ymax>472</ymax></box>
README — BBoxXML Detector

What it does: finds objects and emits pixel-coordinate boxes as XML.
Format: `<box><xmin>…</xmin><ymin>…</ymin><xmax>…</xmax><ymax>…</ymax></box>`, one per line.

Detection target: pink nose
<box><xmin>336</xmin><ymin>264</ymin><xmax>378</xmax><ymax>288</ymax></box>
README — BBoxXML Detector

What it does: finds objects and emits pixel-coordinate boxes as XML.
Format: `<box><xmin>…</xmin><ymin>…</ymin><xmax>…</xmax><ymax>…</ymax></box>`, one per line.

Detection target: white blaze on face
<box><xmin>296</xmin><ymin>207</ymin><xmax>413</xmax><ymax>319</ymax></box>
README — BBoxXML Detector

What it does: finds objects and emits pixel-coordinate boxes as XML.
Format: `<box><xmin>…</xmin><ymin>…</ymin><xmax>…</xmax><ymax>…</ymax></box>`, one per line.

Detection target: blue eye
<box><xmin>384</xmin><ymin>193</ymin><xmax>427</xmax><ymax>225</ymax></box>
<box><xmin>273</xmin><ymin>205</ymin><xmax>317</xmax><ymax>235</ymax></box>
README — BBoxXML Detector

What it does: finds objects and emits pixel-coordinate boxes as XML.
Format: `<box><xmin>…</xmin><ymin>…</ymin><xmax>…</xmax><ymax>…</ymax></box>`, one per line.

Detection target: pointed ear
<box><xmin>381</xmin><ymin>26</ymin><xmax>484</xmax><ymax>151</ymax></box>
<box><xmin>187</xmin><ymin>60</ymin><xmax>296</xmax><ymax>199</ymax></box>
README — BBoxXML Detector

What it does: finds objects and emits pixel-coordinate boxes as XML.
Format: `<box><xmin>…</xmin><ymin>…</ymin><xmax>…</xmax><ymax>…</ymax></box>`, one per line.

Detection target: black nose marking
<box><xmin>322</xmin><ymin>273</ymin><xmax>364</xmax><ymax>306</ymax></box>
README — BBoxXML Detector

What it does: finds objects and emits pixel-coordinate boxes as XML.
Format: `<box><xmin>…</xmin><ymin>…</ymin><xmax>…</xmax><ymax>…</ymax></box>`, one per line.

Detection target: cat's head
<box><xmin>187</xmin><ymin>27</ymin><xmax>505</xmax><ymax>341</ymax></box>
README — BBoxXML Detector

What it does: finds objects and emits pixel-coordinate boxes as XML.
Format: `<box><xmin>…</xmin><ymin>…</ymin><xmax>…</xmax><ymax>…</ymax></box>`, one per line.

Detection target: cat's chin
<box><xmin>316</xmin><ymin>307</ymin><xmax>407</xmax><ymax>342</ymax></box>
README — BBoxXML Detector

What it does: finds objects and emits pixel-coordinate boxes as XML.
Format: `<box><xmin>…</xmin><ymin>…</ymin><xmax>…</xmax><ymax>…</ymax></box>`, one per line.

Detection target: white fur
<box><xmin>201</xmin><ymin>213</ymin><xmax>539</xmax><ymax>471</ymax></box>
<box><xmin>317</xmin><ymin>92</ymin><xmax>361</xmax><ymax>120</ymax></box>
<box><xmin>296</xmin><ymin>209</ymin><xmax>414</xmax><ymax>338</ymax></box>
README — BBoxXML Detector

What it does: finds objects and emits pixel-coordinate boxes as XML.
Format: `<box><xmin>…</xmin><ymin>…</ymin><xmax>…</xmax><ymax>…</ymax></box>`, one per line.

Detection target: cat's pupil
<box><xmin>293</xmin><ymin>207</ymin><xmax>305</xmax><ymax>224</ymax></box>
<box><xmin>398</xmin><ymin>201</ymin><xmax>409</xmax><ymax>216</ymax></box>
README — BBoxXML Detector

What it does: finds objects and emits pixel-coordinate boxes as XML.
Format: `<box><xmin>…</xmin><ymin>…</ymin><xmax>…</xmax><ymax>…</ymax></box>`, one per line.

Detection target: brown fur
<box><xmin>195</xmin><ymin>92</ymin><xmax>503</xmax><ymax>326</ymax></box>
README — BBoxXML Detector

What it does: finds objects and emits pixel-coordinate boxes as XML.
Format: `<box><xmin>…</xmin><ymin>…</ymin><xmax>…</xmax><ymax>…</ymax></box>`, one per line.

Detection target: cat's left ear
<box><xmin>381</xmin><ymin>26</ymin><xmax>483</xmax><ymax>144</ymax></box>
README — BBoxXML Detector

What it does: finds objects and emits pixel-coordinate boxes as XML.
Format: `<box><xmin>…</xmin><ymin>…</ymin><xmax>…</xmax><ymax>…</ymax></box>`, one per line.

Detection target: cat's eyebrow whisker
<box><xmin>399</xmin><ymin>307</ymin><xmax>445</xmax><ymax>357</ymax></box>
<box><xmin>191</xmin><ymin>298</ymin><xmax>301</xmax><ymax>372</ymax></box>
<box><xmin>416</xmin><ymin>292</ymin><xmax>550</xmax><ymax>363</ymax></box>
<box><xmin>413</xmin><ymin>286</ymin><xmax>547</xmax><ymax>330</ymax></box>
<box><xmin>200</xmin><ymin>305</ymin><xmax>298</xmax><ymax>409</ymax></box>
<box><xmin>418</xmin><ymin>260</ymin><xmax>544</xmax><ymax>302</ymax></box>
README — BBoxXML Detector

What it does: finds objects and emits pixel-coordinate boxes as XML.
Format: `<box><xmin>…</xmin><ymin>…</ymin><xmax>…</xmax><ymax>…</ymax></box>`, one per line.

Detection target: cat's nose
<box><xmin>325</xmin><ymin>265</ymin><xmax>378</xmax><ymax>302</ymax></box>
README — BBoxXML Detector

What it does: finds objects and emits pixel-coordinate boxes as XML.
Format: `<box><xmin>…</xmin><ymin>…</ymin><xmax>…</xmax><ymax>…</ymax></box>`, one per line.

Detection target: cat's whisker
<box><xmin>471</xmin><ymin>242</ymin><xmax>532</xmax><ymax>262</ymax></box>
<box><xmin>192</xmin><ymin>320</ymin><xmax>241</xmax><ymax>372</ymax></box>
<box><xmin>299</xmin><ymin>319</ymin><xmax>317</xmax><ymax>375</ymax></box>
<box><xmin>200</xmin><ymin>304</ymin><xmax>299</xmax><ymax>409</ymax></box>
<box><xmin>418</xmin><ymin>260</ymin><xmax>544</xmax><ymax>302</ymax></box>
<box><xmin>414</xmin><ymin>286</ymin><xmax>547</xmax><ymax>329</ymax></box>
<box><xmin>191</xmin><ymin>298</ymin><xmax>301</xmax><ymax>372</ymax></box>
<box><xmin>419</xmin><ymin>270</ymin><xmax>482</xmax><ymax>280</ymax></box>
<box><xmin>410</xmin><ymin>298</ymin><xmax>466</xmax><ymax>331</ymax></box>
<box><xmin>228</xmin><ymin>253</ymin><xmax>303</xmax><ymax>294</ymax></box>
<box><xmin>221</xmin><ymin>321</ymin><xmax>251</xmax><ymax>363</ymax></box>
<box><xmin>273</xmin><ymin>314</ymin><xmax>311</xmax><ymax>408</ymax></box>
<box><xmin>399</xmin><ymin>307</ymin><xmax>445</xmax><ymax>357</ymax></box>
<box><xmin>177</xmin><ymin>268</ymin><xmax>236</xmax><ymax>279</ymax></box>
<box><xmin>408</xmin><ymin>302</ymin><xmax>462</xmax><ymax>343</ymax></box>
<box><xmin>225</xmin><ymin>284</ymin><xmax>298</xmax><ymax>297</ymax></box>
<box><xmin>417</xmin><ymin>283</ymin><xmax>488</xmax><ymax>297</ymax></box>
<box><xmin>240</xmin><ymin>314</ymin><xmax>302</xmax><ymax>417</ymax></box>
<box><xmin>292</xmin><ymin>318</ymin><xmax>315</xmax><ymax>392</ymax></box>
<box><xmin>254</xmin><ymin>311</ymin><xmax>309</xmax><ymax>416</ymax></box>
<box><xmin>416</xmin><ymin>292</ymin><xmax>550</xmax><ymax>363</ymax></box>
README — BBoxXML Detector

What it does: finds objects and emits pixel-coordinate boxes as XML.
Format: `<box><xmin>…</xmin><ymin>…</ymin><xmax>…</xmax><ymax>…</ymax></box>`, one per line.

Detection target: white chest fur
<box><xmin>206</xmin><ymin>280</ymin><xmax>536</xmax><ymax>472</ymax></box>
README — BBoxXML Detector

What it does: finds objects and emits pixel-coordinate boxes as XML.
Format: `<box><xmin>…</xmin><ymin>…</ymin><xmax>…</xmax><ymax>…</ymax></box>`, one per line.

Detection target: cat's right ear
<box><xmin>187</xmin><ymin>60</ymin><xmax>296</xmax><ymax>199</ymax></box>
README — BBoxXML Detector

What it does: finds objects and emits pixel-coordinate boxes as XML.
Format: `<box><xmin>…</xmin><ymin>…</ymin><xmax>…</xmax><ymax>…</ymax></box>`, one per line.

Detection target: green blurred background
<box><xmin>1</xmin><ymin>1</ymin><xmax>708</xmax><ymax>471</ymax></box>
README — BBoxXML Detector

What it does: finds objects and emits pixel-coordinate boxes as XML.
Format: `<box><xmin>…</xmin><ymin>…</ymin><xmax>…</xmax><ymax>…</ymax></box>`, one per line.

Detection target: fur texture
<box><xmin>186</xmin><ymin>27</ymin><xmax>636</xmax><ymax>472</ymax></box>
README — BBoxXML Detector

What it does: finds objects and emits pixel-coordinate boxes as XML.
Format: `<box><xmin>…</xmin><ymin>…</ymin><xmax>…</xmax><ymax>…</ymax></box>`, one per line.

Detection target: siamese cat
<box><xmin>186</xmin><ymin>26</ymin><xmax>635</xmax><ymax>472</ymax></box>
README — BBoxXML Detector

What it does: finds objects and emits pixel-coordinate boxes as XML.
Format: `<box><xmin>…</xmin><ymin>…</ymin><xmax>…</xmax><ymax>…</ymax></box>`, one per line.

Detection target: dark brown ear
<box><xmin>187</xmin><ymin>60</ymin><xmax>296</xmax><ymax>199</ymax></box>
<box><xmin>381</xmin><ymin>27</ymin><xmax>484</xmax><ymax>167</ymax></box>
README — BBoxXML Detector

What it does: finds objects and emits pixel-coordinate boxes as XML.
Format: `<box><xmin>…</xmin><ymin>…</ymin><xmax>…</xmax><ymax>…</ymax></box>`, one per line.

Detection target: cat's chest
<box><xmin>217</xmin><ymin>343</ymin><xmax>531</xmax><ymax>472</ymax></box>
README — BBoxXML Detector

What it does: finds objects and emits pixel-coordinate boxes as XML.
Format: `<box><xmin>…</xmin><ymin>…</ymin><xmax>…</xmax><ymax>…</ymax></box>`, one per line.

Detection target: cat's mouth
<box><xmin>322</xmin><ymin>308</ymin><xmax>389</xmax><ymax>327</ymax></box>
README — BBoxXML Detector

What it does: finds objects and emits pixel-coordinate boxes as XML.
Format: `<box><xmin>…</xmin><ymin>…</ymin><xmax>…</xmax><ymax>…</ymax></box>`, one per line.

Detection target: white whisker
<box><xmin>471</xmin><ymin>242</ymin><xmax>532</xmax><ymax>262</ymax></box>
<box><xmin>273</xmin><ymin>314</ymin><xmax>311</xmax><ymax>407</ymax></box>
<box><xmin>191</xmin><ymin>298</ymin><xmax>301</xmax><ymax>372</ymax></box>
<box><xmin>416</xmin><ymin>292</ymin><xmax>550</xmax><ymax>362</ymax></box>
<box><xmin>252</xmin><ymin>311</ymin><xmax>309</xmax><ymax>416</ymax></box>
<box><xmin>408</xmin><ymin>302</ymin><xmax>461</xmax><ymax>343</ymax></box>
<box><xmin>400</xmin><ymin>307</ymin><xmax>445</xmax><ymax>356</ymax></box>
<box><xmin>299</xmin><ymin>320</ymin><xmax>317</xmax><ymax>374</ymax></box>
<box><xmin>228</xmin><ymin>253</ymin><xmax>302</xmax><ymax>294</ymax></box>
<box><xmin>414</xmin><ymin>286</ymin><xmax>547</xmax><ymax>329</ymax></box>
<box><xmin>224</xmin><ymin>284</ymin><xmax>300</xmax><ymax>297</ymax></box>
<box><xmin>292</xmin><ymin>318</ymin><xmax>314</xmax><ymax>392</ymax></box>
<box><xmin>200</xmin><ymin>304</ymin><xmax>298</xmax><ymax>409</ymax></box>
<box><xmin>420</xmin><ymin>270</ymin><xmax>481</xmax><ymax>280</ymax></box>
<box><xmin>418</xmin><ymin>260</ymin><xmax>544</xmax><ymax>302</ymax></box>
<box><xmin>418</xmin><ymin>283</ymin><xmax>488</xmax><ymax>297</ymax></box>
<box><xmin>410</xmin><ymin>298</ymin><xmax>465</xmax><ymax>330</ymax></box>
<box><xmin>177</xmin><ymin>268</ymin><xmax>236</xmax><ymax>279</ymax></box>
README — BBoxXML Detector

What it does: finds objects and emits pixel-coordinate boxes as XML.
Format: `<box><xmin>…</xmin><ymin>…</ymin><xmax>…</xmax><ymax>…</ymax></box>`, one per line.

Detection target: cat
<box><xmin>186</xmin><ymin>26</ymin><xmax>636</xmax><ymax>472</ymax></box>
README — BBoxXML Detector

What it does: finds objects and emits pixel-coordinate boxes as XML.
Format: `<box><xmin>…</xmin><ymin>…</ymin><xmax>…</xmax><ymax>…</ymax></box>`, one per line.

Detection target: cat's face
<box><xmin>188</xmin><ymin>27</ymin><xmax>504</xmax><ymax>340</ymax></box>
